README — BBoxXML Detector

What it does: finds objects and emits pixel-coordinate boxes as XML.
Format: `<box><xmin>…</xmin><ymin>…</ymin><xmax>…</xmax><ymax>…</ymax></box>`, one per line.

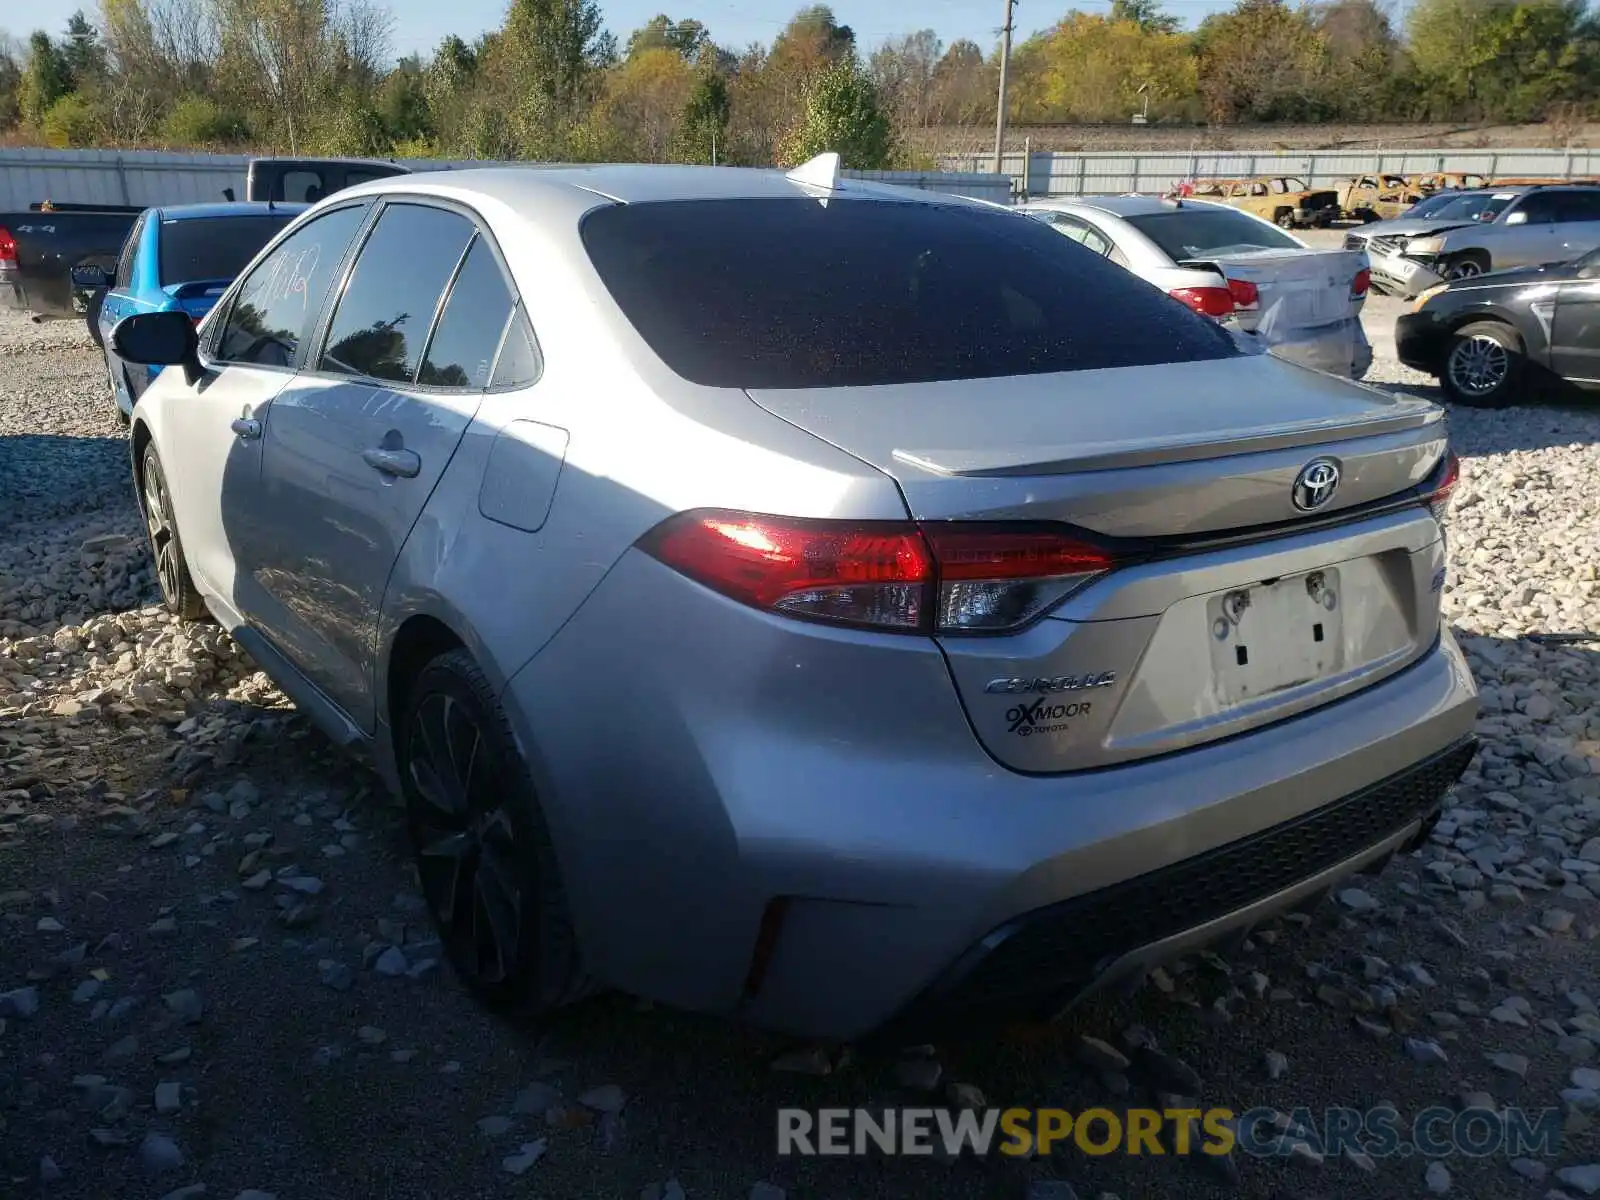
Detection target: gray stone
<box><xmin>1076</xmin><ymin>1036</ymin><xmax>1129</xmax><ymax>1074</ymax></box>
<box><xmin>1405</xmin><ymin>1037</ymin><xmax>1449</xmax><ymax>1065</ymax></box>
<box><xmin>749</xmin><ymin>1186</ymin><xmax>786</xmax><ymax>1200</ymax></box>
<box><xmin>501</xmin><ymin>1140</ymin><xmax>548</xmax><ymax>1176</ymax></box>
<box><xmin>477</xmin><ymin>1115</ymin><xmax>513</xmax><ymax>1136</ymax></box>
<box><xmin>0</xmin><ymin>986</ymin><xmax>40</xmax><ymax>1018</ymax></box>
<box><xmin>1556</xmin><ymin>1164</ymin><xmax>1600</xmax><ymax>1196</ymax></box>
<box><xmin>1510</xmin><ymin>1158</ymin><xmax>1548</xmax><ymax>1181</ymax></box>
<box><xmin>579</xmin><ymin>1083</ymin><xmax>628</xmax><ymax>1113</ymax></box>
<box><xmin>1026</xmin><ymin>1185</ymin><xmax>1082</xmax><ymax>1199</ymax></box>
<box><xmin>1264</xmin><ymin>1050</ymin><xmax>1289</xmax><ymax>1079</ymax></box>
<box><xmin>139</xmin><ymin>1132</ymin><xmax>184</xmax><ymax>1176</ymax></box>
<box><xmin>1425</xmin><ymin>1160</ymin><xmax>1452</xmax><ymax>1194</ymax></box>
<box><xmin>1338</xmin><ymin>887</ymin><xmax>1379</xmax><ymax>912</ymax></box>
<box><xmin>514</xmin><ymin>1082</ymin><xmax>562</xmax><ymax>1117</ymax></box>
<box><xmin>40</xmin><ymin>1155</ymin><xmax>63</xmax><ymax>1184</ymax></box>
<box><xmin>1543</xmin><ymin>908</ymin><xmax>1578</xmax><ymax>933</ymax></box>
<box><xmin>1575</xmin><ymin>1068</ymin><xmax>1600</xmax><ymax>1090</ymax></box>
<box><xmin>372</xmin><ymin>946</ymin><xmax>408</xmax><ymax>976</ymax></box>
<box><xmin>154</xmin><ymin>1081</ymin><xmax>182</xmax><ymax>1114</ymax></box>
<box><xmin>163</xmin><ymin>988</ymin><xmax>203</xmax><ymax>1024</ymax></box>
<box><xmin>1488</xmin><ymin>1051</ymin><xmax>1531</xmax><ymax>1078</ymax></box>
<box><xmin>317</xmin><ymin>960</ymin><xmax>353</xmax><ymax>991</ymax></box>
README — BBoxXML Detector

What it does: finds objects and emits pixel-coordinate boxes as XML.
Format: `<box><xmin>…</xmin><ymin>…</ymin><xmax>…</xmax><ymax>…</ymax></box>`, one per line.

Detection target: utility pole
<box><xmin>993</xmin><ymin>0</ymin><xmax>1016</xmax><ymax>176</ymax></box>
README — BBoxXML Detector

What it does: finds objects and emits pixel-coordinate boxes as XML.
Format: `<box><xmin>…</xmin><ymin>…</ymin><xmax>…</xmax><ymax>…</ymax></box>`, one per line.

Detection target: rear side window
<box><xmin>280</xmin><ymin>170</ymin><xmax>327</xmax><ymax>204</ymax></box>
<box><xmin>419</xmin><ymin>237</ymin><xmax>515</xmax><ymax>388</ymax></box>
<box><xmin>580</xmin><ymin>199</ymin><xmax>1235</xmax><ymax>389</ymax></box>
<box><xmin>215</xmin><ymin>204</ymin><xmax>367</xmax><ymax>368</ymax></box>
<box><xmin>491</xmin><ymin>308</ymin><xmax>542</xmax><ymax>388</ymax></box>
<box><xmin>1125</xmin><ymin>208</ymin><xmax>1300</xmax><ymax>259</ymax></box>
<box><xmin>319</xmin><ymin>203</ymin><xmax>475</xmax><ymax>384</ymax></box>
<box><xmin>158</xmin><ymin>215</ymin><xmax>293</xmax><ymax>286</ymax></box>
<box><xmin>115</xmin><ymin>213</ymin><xmax>146</xmax><ymax>288</ymax></box>
<box><xmin>1554</xmin><ymin>191</ymin><xmax>1600</xmax><ymax>222</ymax></box>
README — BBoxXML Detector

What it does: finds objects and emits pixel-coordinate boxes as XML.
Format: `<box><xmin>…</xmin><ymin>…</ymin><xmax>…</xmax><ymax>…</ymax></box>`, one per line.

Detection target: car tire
<box><xmin>1443</xmin><ymin>253</ymin><xmax>1488</xmax><ymax>281</ymax></box>
<box><xmin>138</xmin><ymin>445</ymin><xmax>207</xmax><ymax>620</ymax></box>
<box><xmin>398</xmin><ymin>648</ymin><xmax>592</xmax><ymax>1018</ymax></box>
<box><xmin>1441</xmin><ymin>321</ymin><xmax>1523</xmax><ymax>408</ymax></box>
<box><xmin>85</xmin><ymin>288</ymin><xmax>105</xmax><ymax>350</ymax></box>
<box><xmin>1274</xmin><ymin>208</ymin><xmax>1294</xmax><ymax>228</ymax></box>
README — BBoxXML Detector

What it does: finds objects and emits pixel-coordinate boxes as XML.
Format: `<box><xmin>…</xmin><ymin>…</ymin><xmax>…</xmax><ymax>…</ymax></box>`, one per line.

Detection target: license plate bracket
<box><xmin>1208</xmin><ymin>569</ymin><xmax>1345</xmax><ymax>706</ymax></box>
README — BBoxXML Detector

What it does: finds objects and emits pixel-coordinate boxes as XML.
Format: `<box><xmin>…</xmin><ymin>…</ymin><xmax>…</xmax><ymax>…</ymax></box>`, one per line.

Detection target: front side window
<box><xmin>1511</xmin><ymin>193</ymin><xmax>1561</xmax><ymax>223</ymax></box>
<box><xmin>319</xmin><ymin>203</ymin><xmax>476</xmax><ymax>384</ymax></box>
<box><xmin>580</xmin><ymin>198</ymin><xmax>1236</xmax><ymax>390</ymax></box>
<box><xmin>214</xmin><ymin>205</ymin><xmax>367</xmax><ymax>368</ymax></box>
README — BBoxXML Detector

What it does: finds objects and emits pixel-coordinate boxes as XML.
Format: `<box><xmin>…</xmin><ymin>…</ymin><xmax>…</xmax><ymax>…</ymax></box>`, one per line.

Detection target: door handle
<box><xmin>362</xmin><ymin>447</ymin><xmax>421</xmax><ymax>478</ymax></box>
<box><xmin>231</xmin><ymin>417</ymin><xmax>261</xmax><ymax>440</ymax></box>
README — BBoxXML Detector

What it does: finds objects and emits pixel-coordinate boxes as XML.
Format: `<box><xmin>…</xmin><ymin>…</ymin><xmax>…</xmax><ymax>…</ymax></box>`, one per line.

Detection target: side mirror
<box><xmin>111</xmin><ymin>311</ymin><xmax>202</xmax><ymax>385</ymax></box>
<box><xmin>222</xmin><ymin>186</ymin><xmax>236</xmax><ymax>202</ymax></box>
<box><xmin>70</xmin><ymin>264</ymin><xmax>112</xmax><ymax>290</ymax></box>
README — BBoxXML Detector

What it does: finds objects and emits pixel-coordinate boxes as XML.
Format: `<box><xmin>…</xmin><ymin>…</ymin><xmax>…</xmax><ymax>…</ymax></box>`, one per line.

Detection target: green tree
<box><xmin>626</xmin><ymin>14</ymin><xmax>711</xmax><ymax>61</ymax></box>
<box><xmin>61</xmin><ymin>10</ymin><xmax>108</xmax><ymax>85</ymax></box>
<box><xmin>779</xmin><ymin>58</ymin><xmax>893</xmax><ymax>168</ymax></box>
<box><xmin>161</xmin><ymin>93</ymin><xmax>250</xmax><ymax>144</ymax></box>
<box><xmin>1110</xmin><ymin>0</ymin><xmax>1182</xmax><ymax>35</ymax></box>
<box><xmin>18</xmin><ymin>31</ymin><xmax>73</xmax><ymax>127</ymax></box>
<box><xmin>0</xmin><ymin>38</ymin><xmax>22</xmax><ymax>129</ymax></box>
<box><xmin>1194</xmin><ymin>0</ymin><xmax>1335</xmax><ymax>121</ymax></box>
<box><xmin>501</xmin><ymin>0</ymin><xmax>615</xmax><ymax>153</ymax></box>
<box><xmin>674</xmin><ymin>67</ymin><xmax>730</xmax><ymax>162</ymax></box>
<box><xmin>40</xmin><ymin>92</ymin><xmax>97</xmax><ymax>145</ymax></box>
<box><xmin>1407</xmin><ymin>0</ymin><xmax>1593</xmax><ymax>121</ymax></box>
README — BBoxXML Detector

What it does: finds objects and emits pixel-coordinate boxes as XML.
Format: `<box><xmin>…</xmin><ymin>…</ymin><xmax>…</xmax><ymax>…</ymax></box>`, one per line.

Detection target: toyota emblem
<box><xmin>1292</xmin><ymin>458</ymin><xmax>1342</xmax><ymax>511</ymax></box>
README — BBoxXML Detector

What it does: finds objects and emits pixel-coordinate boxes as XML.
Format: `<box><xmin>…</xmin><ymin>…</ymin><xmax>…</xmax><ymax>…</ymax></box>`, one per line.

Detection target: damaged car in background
<box><xmin>1186</xmin><ymin>177</ymin><xmax>1340</xmax><ymax>229</ymax></box>
<box><xmin>1022</xmin><ymin>194</ymin><xmax>1373</xmax><ymax>379</ymax></box>
<box><xmin>1397</xmin><ymin>242</ymin><xmax>1600</xmax><ymax>407</ymax></box>
<box><xmin>1347</xmin><ymin>184</ymin><xmax>1600</xmax><ymax>298</ymax></box>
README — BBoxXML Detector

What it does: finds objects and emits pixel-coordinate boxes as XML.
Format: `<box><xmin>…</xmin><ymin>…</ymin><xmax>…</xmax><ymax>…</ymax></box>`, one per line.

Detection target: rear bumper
<box><xmin>0</xmin><ymin>264</ymin><xmax>25</xmax><ymax>311</ymax></box>
<box><xmin>885</xmin><ymin>735</ymin><xmax>1474</xmax><ymax>1039</ymax></box>
<box><xmin>501</xmin><ymin>550</ymin><xmax>1481</xmax><ymax>1041</ymax></box>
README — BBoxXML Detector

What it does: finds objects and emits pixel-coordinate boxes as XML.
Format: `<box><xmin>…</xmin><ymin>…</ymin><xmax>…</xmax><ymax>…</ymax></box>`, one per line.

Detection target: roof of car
<box><xmin>154</xmin><ymin>201</ymin><xmax>310</xmax><ymax>221</ymax></box>
<box><xmin>334</xmin><ymin>164</ymin><xmax>992</xmax><ymax>211</ymax></box>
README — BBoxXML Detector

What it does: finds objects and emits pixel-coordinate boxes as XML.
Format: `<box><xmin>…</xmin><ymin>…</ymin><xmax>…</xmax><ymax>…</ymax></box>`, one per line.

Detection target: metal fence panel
<box><xmin>938</xmin><ymin>146</ymin><xmax>1600</xmax><ymax>198</ymax></box>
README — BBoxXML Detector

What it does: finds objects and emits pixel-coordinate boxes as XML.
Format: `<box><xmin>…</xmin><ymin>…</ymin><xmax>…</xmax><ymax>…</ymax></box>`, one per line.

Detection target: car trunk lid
<box><xmin>747</xmin><ymin>355</ymin><xmax>1453</xmax><ymax>774</ymax></box>
<box><xmin>1180</xmin><ymin>246</ymin><xmax>1368</xmax><ymax>333</ymax></box>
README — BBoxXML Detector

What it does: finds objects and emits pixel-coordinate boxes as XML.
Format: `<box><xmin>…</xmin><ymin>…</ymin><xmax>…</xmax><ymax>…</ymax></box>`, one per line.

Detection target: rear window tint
<box><xmin>1125</xmin><ymin>209</ymin><xmax>1300</xmax><ymax>260</ymax></box>
<box><xmin>159</xmin><ymin>215</ymin><xmax>294</xmax><ymax>286</ymax></box>
<box><xmin>580</xmin><ymin>198</ymin><xmax>1236</xmax><ymax>389</ymax></box>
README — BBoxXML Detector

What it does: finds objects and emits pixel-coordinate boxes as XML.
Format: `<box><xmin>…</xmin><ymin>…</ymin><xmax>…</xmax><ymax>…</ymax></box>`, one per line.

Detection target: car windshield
<box><xmin>580</xmin><ymin>198</ymin><xmax>1237</xmax><ymax>389</ymax></box>
<box><xmin>1418</xmin><ymin>192</ymin><xmax>1517</xmax><ymax>223</ymax></box>
<box><xmin>158</xmin><ymin>215</ymin><xmax>295</xmax><ymax>286</ymax></box>
<box><xmin>1123</xmin><ymin>208</ymin><xmax>1301</xmax><ymax>259</ymax></box>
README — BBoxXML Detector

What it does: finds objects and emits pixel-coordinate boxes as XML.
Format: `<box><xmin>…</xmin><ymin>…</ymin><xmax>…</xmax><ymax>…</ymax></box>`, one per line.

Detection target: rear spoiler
<box><xmin>167</xmin><ymin>279</ymin><xmax>234</xmax><ymax>301</ymax></box>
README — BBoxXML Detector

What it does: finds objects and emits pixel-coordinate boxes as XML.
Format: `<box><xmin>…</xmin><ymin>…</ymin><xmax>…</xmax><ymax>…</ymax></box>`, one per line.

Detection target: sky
<box><xmin>11</xmin><ymin>0</ymin><xmax>1238</xmax><ymax>62</ymax></box>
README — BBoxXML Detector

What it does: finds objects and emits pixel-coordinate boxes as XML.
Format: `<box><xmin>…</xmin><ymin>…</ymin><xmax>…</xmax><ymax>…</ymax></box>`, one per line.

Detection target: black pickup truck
<box><xmin>2</xmin><ymin>157</ymin><xmax>414</xmax><ymax>322</ymax></box>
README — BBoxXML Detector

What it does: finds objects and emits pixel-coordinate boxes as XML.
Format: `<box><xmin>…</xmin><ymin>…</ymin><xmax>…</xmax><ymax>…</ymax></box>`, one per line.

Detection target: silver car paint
<box><xmin>134</xmin><ymin>165</ymin><xmax>1480</xmax><ymax>1039</ymax></box>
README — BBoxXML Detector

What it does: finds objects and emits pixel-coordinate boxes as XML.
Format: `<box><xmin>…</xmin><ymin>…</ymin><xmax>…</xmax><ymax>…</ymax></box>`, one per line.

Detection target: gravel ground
<box><xmin>2</xmin><ymin>298</ymin><xmax>1599</xmax><ymax>1200</ymax></box>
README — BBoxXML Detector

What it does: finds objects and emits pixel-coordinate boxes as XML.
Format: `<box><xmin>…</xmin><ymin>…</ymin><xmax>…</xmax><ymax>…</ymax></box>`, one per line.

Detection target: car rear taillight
<box><xmin>1168</xmin><ymin>286</ymin><xmax>1234</xmax><ymax>318</ymax></box>
<box><xmin>1426</xmin><ymin>450</ymin><xmax>1460</xmax><ymax>522</ymax></box>
<box><xmin>0</xmin><ymin>228</ymin><xmax>16</xmax><ymax>265</ymax></box>
<box><xmin>640</xmin><ymin>511</ymin><xmax>1118</xmax><ymax>635</ymax></box>
<box><xmin>1351</xmin><ymin>268</ymin><xmax>1371</xmax><ymax>298</ymax></box>
<box><xmin>1226</xmin><ymin>278</ymin><xmax>1259</xmax><ymax>311</ymax></box>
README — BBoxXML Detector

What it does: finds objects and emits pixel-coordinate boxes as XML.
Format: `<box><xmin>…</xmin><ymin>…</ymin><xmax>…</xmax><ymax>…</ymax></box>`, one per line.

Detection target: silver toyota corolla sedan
<box><xmin>110</xmin><ymin>160</ymin><xmax>1479</xmax><ymax>1042</ymax></box>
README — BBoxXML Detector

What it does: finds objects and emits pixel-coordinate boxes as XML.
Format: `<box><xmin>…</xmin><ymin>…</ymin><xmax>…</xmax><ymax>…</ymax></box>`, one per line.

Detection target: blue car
<box><xmin>91</xmin><ymin>201</ymin><xmax>306</xmax><ymax>419</ymax></box>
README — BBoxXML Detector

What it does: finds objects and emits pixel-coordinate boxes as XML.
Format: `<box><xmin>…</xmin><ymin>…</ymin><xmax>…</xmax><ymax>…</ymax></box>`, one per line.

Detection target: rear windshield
<box><xmin>579</xmin><ymin>198</ymin><xmax>1236</xmax><ymax>389</ymax></box>
<box><xmin>1124</xmin><ymin>208</ymin><xmax>1300</xmax><ymax>259</ymax></box>
<box><xmin>158</xmin><ymin>215</ymin><xmax>294</xmax><ymax>286</ymax></box>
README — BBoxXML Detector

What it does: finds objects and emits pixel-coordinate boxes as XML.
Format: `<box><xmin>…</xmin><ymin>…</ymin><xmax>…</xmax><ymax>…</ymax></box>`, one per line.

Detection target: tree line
<box><xmin>1</xmin><ymin>0</ymin><xmax>1597</xmax><ymax>170</ymax></box>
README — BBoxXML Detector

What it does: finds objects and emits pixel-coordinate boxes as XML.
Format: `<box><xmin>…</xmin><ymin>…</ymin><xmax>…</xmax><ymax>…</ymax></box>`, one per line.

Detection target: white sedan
<box><xmin>1020</xmin><ymin>194</ymin><xmax>1375</xmax><ymax>379</ymax></box>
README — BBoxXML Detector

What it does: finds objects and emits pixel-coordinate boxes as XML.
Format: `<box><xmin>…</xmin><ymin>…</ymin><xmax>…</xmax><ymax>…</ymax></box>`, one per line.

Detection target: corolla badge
<box><xmin>1292</xmin><ymin>457</ymin><xmax>1342</xmax><ymax>512</ymax></box>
